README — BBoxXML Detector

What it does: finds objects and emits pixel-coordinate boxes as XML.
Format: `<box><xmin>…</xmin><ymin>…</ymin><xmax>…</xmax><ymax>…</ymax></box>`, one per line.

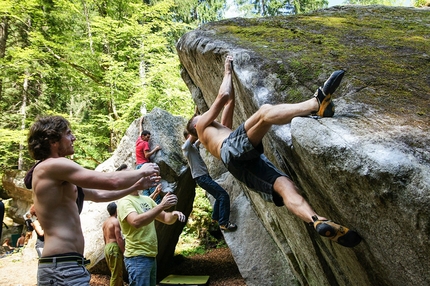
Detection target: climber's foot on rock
<box><xmin>313</xmin><ymin>70</ymin><xmax>345</xmax><ymax>117</ymax></box>
<box><xmin>220</xmin><ymin>221</ymin><xmax>237</xmax><ymax>232</ymax></box>
<box><xmin>312</xmin><ymin>215</ymin><xmax>362</xmax><ymax>247</ymax></box>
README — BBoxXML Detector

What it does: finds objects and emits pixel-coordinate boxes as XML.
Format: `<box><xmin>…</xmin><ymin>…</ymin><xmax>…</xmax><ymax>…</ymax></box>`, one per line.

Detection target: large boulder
<box><xmin>2</xmin><ymin>170</ymin><xmax>33</xmax><ymax>225</ymax></box>
<box><xmin>176</xmin><ymin>5</ymin><xmax>430</xmax><ymax>286</ymax></box>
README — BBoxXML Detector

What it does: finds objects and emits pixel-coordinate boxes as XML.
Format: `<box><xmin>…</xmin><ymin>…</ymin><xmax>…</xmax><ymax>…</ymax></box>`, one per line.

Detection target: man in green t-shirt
<box><xmin>117</xmin><ymin>184</ymin><xmax>186</xmax><ymax>286</ymax></box>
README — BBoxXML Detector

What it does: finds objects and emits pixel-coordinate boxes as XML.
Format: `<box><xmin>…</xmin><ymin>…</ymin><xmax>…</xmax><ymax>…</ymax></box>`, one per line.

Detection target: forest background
<box><xmin>0</xmin><ymin>0</ymin><xmax>422</xmax><ymax>178</ymax></box>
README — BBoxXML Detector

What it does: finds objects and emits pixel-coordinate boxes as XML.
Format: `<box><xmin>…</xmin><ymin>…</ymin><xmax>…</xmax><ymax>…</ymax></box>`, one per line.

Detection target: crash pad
<box><xmin>159</xmin><ymin>274</ymin><xmax>210</xmax><ymax>285</ymax></box>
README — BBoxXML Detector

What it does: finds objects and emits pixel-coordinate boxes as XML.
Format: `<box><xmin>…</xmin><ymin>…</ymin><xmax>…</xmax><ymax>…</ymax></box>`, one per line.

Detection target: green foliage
<box><xmin>171</xmin><ymin>0</ymin><xmax>226</xmax><ymax>24</ymax></box>
<box><xmin>234</xmin><ymin>0</ymin><xmax>329</xmax><ymax>16</ymax></box>
<box><xmin>176</xmin><ymin>187</ymin><xmax>226</xmax><ymax>256</ymax></box>
<box><xmin>0</xmin><ymin>0</ymin><xmax>197</xmax><ymax>172</ymax></box>
<box><xmin>0</xmin><ymin>128</ymin><xmax>26</xmax><ymax>169</ymax></box>
<box><xmin>413</xmin><ymin>0</ymin><xmax>429</xmax><ymax>6</ymax></box>
<box><xmin>344</xmin><ymin>0</ymin><xmax>402</xmax><ymax>5</ymax></box>
<box><xmin>176</xmin><ymin>244</ymin><xmax>208</xmax><ymax>257</ymax></box>
<box><xmin>232</xmin><ymin>0</ymin><xmax>413</xmax><ymax>16</ymax></box>
<box><xmin>180</xmin><ymin>187</ymin><xmax>213</xmax><ymax>239</ymax></box>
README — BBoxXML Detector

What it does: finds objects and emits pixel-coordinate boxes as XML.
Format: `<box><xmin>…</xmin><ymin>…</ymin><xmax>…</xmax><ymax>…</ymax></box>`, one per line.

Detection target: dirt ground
<box><xmin>0</xmin><ymin>247</ymin><xmax>245</xmax><ymax>286</ymax></box>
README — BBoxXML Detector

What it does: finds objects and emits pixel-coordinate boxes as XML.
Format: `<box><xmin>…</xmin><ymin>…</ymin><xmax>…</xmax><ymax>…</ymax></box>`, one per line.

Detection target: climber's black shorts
<box><xmin>220</xmin><ymin>123</ymin><xmax>287</xmax><ymax>206</ymax></box>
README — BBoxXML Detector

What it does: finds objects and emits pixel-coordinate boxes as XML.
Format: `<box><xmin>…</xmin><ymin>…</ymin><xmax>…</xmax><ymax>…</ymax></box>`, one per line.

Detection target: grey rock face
<box><xmin>2</xmin><ymin>170</ymin><xmax>33</xmax><ymax>225</ymax></box>
<box><xmin>176</xmin><ymin>5</ymin><xmax>430</xmax><ymax>286</ymax></box>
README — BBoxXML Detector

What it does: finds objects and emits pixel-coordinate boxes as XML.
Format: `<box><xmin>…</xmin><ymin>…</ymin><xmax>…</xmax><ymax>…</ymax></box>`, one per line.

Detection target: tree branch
<box><xmin>44</xmin><ymin>45</ymin><xmax>103</xmax><ymax>84</ymax></box>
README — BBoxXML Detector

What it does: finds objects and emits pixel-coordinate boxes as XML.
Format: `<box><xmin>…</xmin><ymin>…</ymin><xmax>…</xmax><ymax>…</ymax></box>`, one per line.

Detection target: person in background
<box><xmin>24</xmin><ymin>213</ymin><xmax>34</xmax><ymax>245</ymax></box>
<box><xmin>26</xmin><ymin>115</ymin><xmax>161</xmax><ymax>285</ymax></box>
<box><xmin>16</xmin><ymin>233</ymin><xmax>25</xmax><ymax>248</ymax></box>
<box><xmin>136</xmin><ymin>117</ymin><xmax>162</xmax><ymax>169</ymax></box>
<box><xmin>182</xmin><ymin>130</ymin><xmax>237</xmax><ymax>231</ymax></box>
<box><xmin>0</xmin><ymin>200</ymin><xmax>4</xmax><ymax>242</ymax></box>
<box><xmin>29</xmin><ymin>204</ymin><xmax>44</xmax><ymax>257</ymax></box>
<box><xmin>2</xmin><ymin>237</ymin><xmax>14</xmax><ymax>253</ymax></box>
<box><xmin>135</xmin><ymin>130</ymin><xmax>161</xmax><ymax>168</ymax></box>
<box><xmin>136</xmin><ymin>117</ymin><xmax>162</xmax><ymax>203</ymax></box>
<box><xmin>117</xmin><ymin>183</ymin><xmax>186</xmax><ymax>286</ymax></box>
<box><xmin>103</xmin><ymin>202</ymin><xmax>125</xmax><ymax>286</ymax></box>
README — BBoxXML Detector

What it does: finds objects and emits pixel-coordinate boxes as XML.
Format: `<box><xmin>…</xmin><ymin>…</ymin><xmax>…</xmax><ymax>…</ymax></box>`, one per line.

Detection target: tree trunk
<box><xmin>18</xmin><ymin>71</ymin><xmax>29</xmax><ymax>170</ymax></box>
<box><xmin>260</xmin><ymin>0</ymin><xmax>266</xmax><ymax>16</ymax></box>
<box><xmin>0</xmin><ymin>16</ymin><xmax>9</xmax><ymax>103</ymax></box>
<box><xmin>139</xmin><ymin>42</ymin><xmax>146</xmax><ymax>87</ymax></box>
<box><xmin>81</xmin><ymin>0</ymin><xmax>94</xmax><ymax>54</ymax></box>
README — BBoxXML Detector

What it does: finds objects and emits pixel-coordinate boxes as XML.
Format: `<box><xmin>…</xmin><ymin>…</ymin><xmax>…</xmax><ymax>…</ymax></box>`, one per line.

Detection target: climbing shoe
<box><xmin>313</xmin><ymin>70</ymin><xmax>345</xmax><ymax>117</ymax></box>
<box><xmin>220</xmin><ymin>221</ymin><xmax>238</xmax><ymax>232</ymax></box>
<box><xmin>311</xmin><ymin>215</ymin><xmax>361</xmax><ymax>247</ymax></box>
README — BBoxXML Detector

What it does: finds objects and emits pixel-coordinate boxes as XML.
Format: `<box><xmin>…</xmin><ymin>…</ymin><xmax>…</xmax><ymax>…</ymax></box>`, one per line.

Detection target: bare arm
<box><xmin>144</xmin><ymin>145</ymin><xmax>161</xmax><ymax>159</ymax></box>
<box><xmin>139</xmin><ymin>116</ymin><xmax>144</xmax><ymax>135</ymax></box>
<box><xmin>125</xmin><ymin>192</ymin><xmax>178</xmax><ymax>228</ymax></box>
<box><xmin>156</xmin><ymin>210</ymin><xmax>186</xmax><ymax>225</ymax></box>
<box><xmin>32</xmin><ymin>220</ymin><xmax>44</xmax><ymax>237</ymax></box>
<box><xmin>152</xmin><ymin>185</ymin><xmax>186</xmax><ymax>224</ymax></box>
<box><xmin>149</xmin><ymin>183</ymin><xmax>162</xmax><ymax>200</ymax></box>
<box><xmin>186</xmin><ymin>135</ymin><xmax>199</xmax><ymax>146</ymax></box>
<box><xmin>37</xmin><ymin>157</ymin><xmax>160</xmax><ymax>192</ymax></box>
<box><xmin>220</xmin><ymin>56</ymin><xmax>235</xmax><ymax>129</ymax></box>
<box><xmin>196</xmin><ymin>55</ymin><xmax>235</xmax><ymax>134</ymax></box>
<box><xmin>84</xmin><ymin>175</ymin><xmax>160</xmax><ymax>202</ymax></box>
<box><xmin>113</xmin><ymin>221</ymin><xmax>125</xmax><ymax>253</ymax></box>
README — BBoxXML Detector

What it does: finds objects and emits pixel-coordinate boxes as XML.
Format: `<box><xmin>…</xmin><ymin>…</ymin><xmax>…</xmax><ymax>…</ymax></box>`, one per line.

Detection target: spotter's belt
<box><xmin>39</xmin><ymin>256</ymin><xmax>90</xmax><ymax>266</ymax></box>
